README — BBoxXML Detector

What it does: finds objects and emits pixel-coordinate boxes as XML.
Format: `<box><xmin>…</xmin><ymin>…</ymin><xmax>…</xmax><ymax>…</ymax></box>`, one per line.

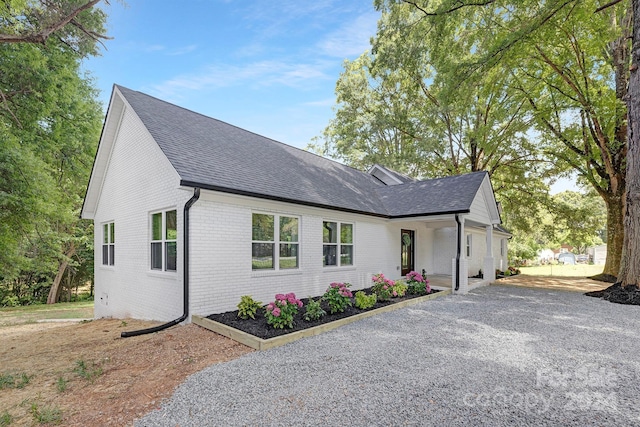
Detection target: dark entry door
<box><xmin>401</xmin><ymin>229</ymin><xmax>415</xmax><ymax>276</ymax></box>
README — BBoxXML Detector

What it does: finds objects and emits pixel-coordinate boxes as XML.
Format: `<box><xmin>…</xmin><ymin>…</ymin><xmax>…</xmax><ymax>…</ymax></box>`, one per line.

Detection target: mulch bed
<box><xmin>207</xmin><ymin>287</ymin><xmax>440</xmax><ymax>340</ymax></box>
<box><xmin>585</xmin><ymin>282</ymin><xmax>640</xmax><ymax>306</ymax></box>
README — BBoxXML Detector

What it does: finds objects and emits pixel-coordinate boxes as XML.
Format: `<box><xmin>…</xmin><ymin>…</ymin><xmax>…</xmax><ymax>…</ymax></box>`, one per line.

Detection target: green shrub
<box><xmin>323</xmin><ymin>283</ymin><xmax>353</xmax><ymax>314</ymax></box>
<box><xmin>265</xmin><ymin>293</ymin><xmax>303</xmax><ymax>329</ymax></box>
<box><xmin>354</xmin><ymin>291</ymin><xmax>377</xmax><ymax>310</ymax></box>
<box><xmin>391</xmin><ymin>283</ymin><xmax>408</xmax><ymax>297</ymax></box>
<box><xmin>372</xmin><ymin>273</ymin><xmax>394</xmax><ymax>301</ymax></box>
<box><xmin>237</xmin><ymin>295</ymin><xmax>263</xmax><ymax>320</ymax></box>
<box><xmin>303</xmin><ymin>297</ymin><xmax>326</xmax><ymax>321</ymax></box>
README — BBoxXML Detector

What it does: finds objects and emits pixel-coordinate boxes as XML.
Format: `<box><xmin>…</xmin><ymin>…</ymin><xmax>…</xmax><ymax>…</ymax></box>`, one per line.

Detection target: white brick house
<box><xmin>81</xmin><ymin>85</ymin><xmax>509</xmax><ymax>324</ymax></box>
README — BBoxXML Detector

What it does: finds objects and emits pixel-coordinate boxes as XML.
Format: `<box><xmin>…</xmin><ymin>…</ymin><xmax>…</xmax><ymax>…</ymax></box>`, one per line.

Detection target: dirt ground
<box><xmin>0</xmin><ymin>319</ymin><xmax>253</xmax><ymax>426</ymax></box>
<box><xmin>494</xmin><ymin>274</ymin><xmax>610</xmax><ymax>293</ymax></box>
<box><xmin>1</xmin><ymin>276</ymin><xmax>610</xmax><ymax>426</ymax></box>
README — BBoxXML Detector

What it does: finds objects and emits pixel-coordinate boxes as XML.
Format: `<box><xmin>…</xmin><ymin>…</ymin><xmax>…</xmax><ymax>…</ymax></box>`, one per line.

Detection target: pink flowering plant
<box><xmin>323</xmin><ymin>282</ymin><xmax>353</xmax><ymax>314</ymax></box>
<box><xmin>264</xmin><ymin>292</ymin><xmax>303</xmax><ymax>329</ymax></box>
<box><xmin>372</xmin><ymin>273</ymin><xmax>395</xmax><ymax>301</ymax></box>
<box><xmin>406</xmin><ymin>271</ymin><xmax>431</xmax><ymax>295</ymax></box>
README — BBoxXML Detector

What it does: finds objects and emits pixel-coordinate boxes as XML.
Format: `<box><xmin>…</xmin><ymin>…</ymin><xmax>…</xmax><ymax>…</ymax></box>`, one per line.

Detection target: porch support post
<box><xmin>453</xmin><ymin>216</ymin><xmax>468</xmax><ymax>294</ymax></box>
<box><xmin>484</xmin><ymin>225</ymin><xmax>496</xmax><ymax>282</ymax></box>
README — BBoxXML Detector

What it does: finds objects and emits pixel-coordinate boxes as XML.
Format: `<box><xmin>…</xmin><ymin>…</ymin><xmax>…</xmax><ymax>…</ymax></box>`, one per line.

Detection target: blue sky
<box><xmin>84</xmin><ymin>0</ymin><xmax>380</xmax><ymax>149</ymax></box>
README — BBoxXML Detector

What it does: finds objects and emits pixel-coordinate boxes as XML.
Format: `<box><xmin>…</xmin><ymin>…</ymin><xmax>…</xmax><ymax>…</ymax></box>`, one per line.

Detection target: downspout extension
<box><xmin>121</xmin><ymin>188</ymin><xmax>201</xmax><ymax>338</ymax></box>
<box><xmin>455</xmin><ymin>214</ymin><xmax>461</xmax><ymax>291</ymax></box>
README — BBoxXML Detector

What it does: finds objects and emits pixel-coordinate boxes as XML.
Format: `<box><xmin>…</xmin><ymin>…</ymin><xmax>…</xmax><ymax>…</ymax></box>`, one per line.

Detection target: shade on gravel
<box><xmin>136</xmin><ymin>285</ymin><xmax>640</xmax><ymax>427</ymax></box>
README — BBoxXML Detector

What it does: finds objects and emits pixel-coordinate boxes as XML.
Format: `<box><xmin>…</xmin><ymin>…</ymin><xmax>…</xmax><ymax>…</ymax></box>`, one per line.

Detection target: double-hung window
<box><xmin>151</xmin><ymin>209</ymin><xmax>177</xmax><ymax>272</ymax></box>
<box><xmin>466</xmin><ymin>234</ymin><xmax>472</xmax><ymax>258</ymax></box>
<box><xmin>323</xmin><ymin>221</ymin><xmax>353</xmax><ymax>267</ymax></box>
<box><xmin>252</xmin><ymin>213</ymin><xmax>299</xmax><ymax>270</ymax></box>
<box><xmin>102</xmin><ymin>222</ymin><xmax>115</xmax><ymax>266</ymax></box>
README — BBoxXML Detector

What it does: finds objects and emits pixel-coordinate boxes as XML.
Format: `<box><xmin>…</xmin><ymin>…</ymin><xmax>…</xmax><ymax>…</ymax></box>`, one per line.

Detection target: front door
<box><xmin>401</xmin><ymin>229</ymin><xmax>415</xmax><ymax>276</ymax></box>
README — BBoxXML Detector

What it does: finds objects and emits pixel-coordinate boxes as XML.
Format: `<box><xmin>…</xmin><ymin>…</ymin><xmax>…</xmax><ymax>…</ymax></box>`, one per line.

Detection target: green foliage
<box><xmin>30</xmin><ymin>403</ymin><xmax>62</xmax><ymax>425</ymax></box>
<box><xmin>73</xmin><ymin>359</ymin><xmax>102</xmax><ymax>383</ymax></box>
<box><xmin>391</xmin><ymin>283</ymin><xmax>407</xmax><ymax>297</ymax></box>
<box><xmin>264</xmin><ymin>293</ymin><xmax>303</xmax><ymax>329</ymax></box>
<box><xmin>550</xmin><ymin>191</ymin><xmax>606</xmax><ymax>253</ymax></box>
<box><xmin>0</xmin><ymin>411</ymin><xmax>12</xmax><ymax>427</ymax></box>
<box><xmin>0</xmin><ymin>2</ymin><xmax>106</xmax><ymax>304</ymax></box>
<box><xmin>406</xmin><ymin>271</ymin><xmax>430</xmax><ymax>295</ymax></box>
<box><xmin>0</xmin><ymin>373</ymin><xmax>14</xmax><ymax>389</ymax></box>
<box><xmin>303</xmin><ymin>297</ymin><xmax>326</xmax><ymax>321</ymax></box>
<box><xmin>354</xmin><ymin>291</ymin><xmax>377</xmax><ymax>310</ymax></box>
<box><xmin>237</xmin><ymin>295</ymin><xmax>263</xmax><ymax>320</ymax></box>
<box><xmin>371</xmin><ymin>274</ymin><xmax>394</xmax><ymax>302</ymax></box>
<box><xmin>316</xmin><ymin>0</ymin><xmax>630</xmax><ymax>274</ymax></box>
<box><xmin>322</xmin><ymin>283</ymin><xmax>353</xmax><ymax>314</ymax></box>
<box><xmin>56</xmin><ymin>376</ymin><xmax>68</xmax><ymax>393</ymax></box>
<box><xmin>0</xmin><ymin>372</ymin><xmax>31</xmax><ymax>389</ymax></box>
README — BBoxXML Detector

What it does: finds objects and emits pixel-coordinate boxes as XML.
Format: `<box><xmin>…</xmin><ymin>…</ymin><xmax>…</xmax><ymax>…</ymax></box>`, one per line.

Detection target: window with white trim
<box><xmin>323</xmin><ymin>221</ymin><xmax>353</xmax><ymax>266</ymax></box>
<box><xmin>102</xmin><ymin>222</ymin><xmax>115</xmax><ymax>266</ymax></box>
<box><xmin>500</xmin><ymin>239</ymin><xmax>505</xmax><ymax>257</ymax></box>
<box><xmin>151</xmin><ymin>209</ymin><xmax>177</xmax><ymax>272</ymax></box>
<box><xmin>466</xmin><ymin>233</ymin><xmax>472</xmax><ymax>258</ymax></box>
<box><xmin>252</xmin><ymin>213</ymin><xmax>299</xmax><ymax>270</ymax></box>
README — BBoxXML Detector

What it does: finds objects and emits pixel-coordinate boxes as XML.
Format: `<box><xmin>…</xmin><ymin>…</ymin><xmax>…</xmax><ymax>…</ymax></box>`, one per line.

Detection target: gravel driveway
<box><xmin>136</xmin><ymin>285</ymin><xmax>640</xmax><ymax>426</ymax></box>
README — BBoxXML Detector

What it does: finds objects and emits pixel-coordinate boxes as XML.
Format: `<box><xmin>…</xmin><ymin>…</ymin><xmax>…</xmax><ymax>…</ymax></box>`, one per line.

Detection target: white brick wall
<box><xmin>187</xmin><ymin>192</ymin><xmax>445</xmax><ymax>316</ymax></box>
<box><xmin>92</xmin><ymin>104</ymin><xmax>192</xmax><ymax>322</ymax></box>
<box><xmin>90</xmin><ymin>100</ymin><xmax>508</xmax><ymax>321</ymax></box>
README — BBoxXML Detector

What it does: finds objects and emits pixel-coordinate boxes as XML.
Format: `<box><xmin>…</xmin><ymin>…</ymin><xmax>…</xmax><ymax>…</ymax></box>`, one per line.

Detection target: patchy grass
<box><xmin>73</xmin><ymin>359</ymin><xmax>103</xmax><ymax>383</ymax></box>
<box><xmin>29</xmin><ymin>402</ymin><xmax>62</xmax><ymax>425</ymax></box>
<box><xmin>0</xmin><ymin>372</ymin><xmax>32</xmax><ymax>390</ymax></box>
<box><xmin>0</xmin><ymin>319</ymin><xmax>252</xmax><ymax>426</ymax></box>
<box><xmin>0</xmin><ymin>301</ymin><xmax>93</xmax><ymax>327</ymax></box>
<box><xmin>0</xmin><ymin>411</ymin><xmax>12</xmax><ymax>427</ymax></box>
<box><xmin>519</xmin><ymin>264</ymin><xmax>604</xmax><ymax>277</ymax></box>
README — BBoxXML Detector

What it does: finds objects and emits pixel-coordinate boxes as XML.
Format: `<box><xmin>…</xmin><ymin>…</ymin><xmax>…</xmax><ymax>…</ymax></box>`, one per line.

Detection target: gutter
<box><xmin>121</xmin><ymin>188</ymin><xmax>201</xmax><ymax>338</ymax></box>
<box><xmin>455</xmin><ymin>214</ymin><xmax>461</xmax><ymax>291</ymax></box>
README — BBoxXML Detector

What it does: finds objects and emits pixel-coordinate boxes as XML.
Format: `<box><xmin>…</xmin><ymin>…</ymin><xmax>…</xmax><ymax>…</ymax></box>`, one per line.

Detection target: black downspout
<box><xmin>121</xmin><ymin>188</ymin><xmax>201</xmax><ymax>338</ymax></box>
<box><xmin>455</xmin><ymin>214</ymin><xmax>461</xmax><ymax>291</ymax></box>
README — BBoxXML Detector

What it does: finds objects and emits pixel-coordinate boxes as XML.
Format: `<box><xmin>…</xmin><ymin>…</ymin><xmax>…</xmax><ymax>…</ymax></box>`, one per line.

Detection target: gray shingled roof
<box><xmin>116</xmin><ymin>85</ymin><xmax>485</xmax><ymax>218</ymax></box>
<box><xmin>376</xmin><ymin>172</ymin><xmax>488</xmax><ymax>217</ymax></box>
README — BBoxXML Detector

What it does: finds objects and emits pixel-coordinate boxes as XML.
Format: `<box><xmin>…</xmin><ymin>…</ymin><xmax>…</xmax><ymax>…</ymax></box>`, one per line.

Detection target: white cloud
<box><xmin>144</xmin><ymin>44</ymin><xmax>165</xmax><ymax>52</ymax></box>
<box><xmin>317</xmin><ymin>11</ymin><xmax>378</xmax><ymax>58</ymax></box>
<box><xmin>149</xmin><ymin>59</ymin><xmax>334</xmax><ymax>99</ymax></box>
<box><xmin>167</xmin><ymin>45</ymin><xmax>197</xmax><ymax>56</ymax></box>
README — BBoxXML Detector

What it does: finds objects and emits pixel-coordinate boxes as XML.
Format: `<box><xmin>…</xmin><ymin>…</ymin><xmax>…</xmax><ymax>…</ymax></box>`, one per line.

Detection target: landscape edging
<box><xmin>192</xmin><ymin>289</ymin><xmax>452</xmax><ymax>350</ymax></box>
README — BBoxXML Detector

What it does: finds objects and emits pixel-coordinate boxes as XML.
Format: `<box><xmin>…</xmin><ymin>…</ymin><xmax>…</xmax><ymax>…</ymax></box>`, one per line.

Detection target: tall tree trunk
<box><xmin>602</xmin><ymin>192</ymin><xmax>625</xmax><ymax>277</ymax></box>
<box><xmin>619</xmin><ymin>0</ymin><xmax>640</xmax><ymax>288</ymax></box>
<box><xmin>46</xmin><ymin>243</ymin><xmax>76</xmax><ymax>304</ymax></box>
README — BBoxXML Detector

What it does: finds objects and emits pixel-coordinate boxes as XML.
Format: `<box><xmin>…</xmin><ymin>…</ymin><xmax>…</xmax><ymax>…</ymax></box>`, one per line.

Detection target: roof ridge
<box><xmin>114</xmin><ymin>84</ymin><xmax>382</xmax><ymax>186</ymax></box>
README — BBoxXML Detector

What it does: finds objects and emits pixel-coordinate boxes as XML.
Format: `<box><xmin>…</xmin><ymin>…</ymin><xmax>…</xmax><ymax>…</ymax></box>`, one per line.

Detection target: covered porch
<box><xmin>427</xmin><ymin>274</ymin><xmax>489</xmax><ymax>292</ymax></box>
<box><xmin>395</xmin><ymin>212</ymin><xmax>504</xmax><ymax>294</ymax></box>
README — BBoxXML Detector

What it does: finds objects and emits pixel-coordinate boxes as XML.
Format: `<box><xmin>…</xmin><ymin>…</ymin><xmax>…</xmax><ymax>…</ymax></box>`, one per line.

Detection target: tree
<box><xmin>0</xmin><ymin>1</ymin><xmax>107</xmax><ymax>304</ymax></box>
<box><xmin>313</xmin><ymin>22</ymin><xmax>552</xmax><ymax>236</ymax></box>
<box><xmin>0</xmin><ymin>1</ymin><xmax>109</xmax><ymax>47</ymax></box>
<box><xmin>618</xmin><ymin>0</ymin><xmax>640</xmax><ymax>288</ymax></box>
<box><xmin>365</xmin><ymin>0</ymin><xmax>631</xmax><ymax>278</ymax></box>
<box><xmin>551</xmin><ymin>191</ymin><xmax>607</xmax><ymax>254</ymax></box>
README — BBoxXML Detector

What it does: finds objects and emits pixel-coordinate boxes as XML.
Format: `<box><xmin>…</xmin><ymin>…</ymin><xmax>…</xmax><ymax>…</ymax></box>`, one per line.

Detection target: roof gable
<box><xmin>83</xmin><ymin>85</ymin><xmax>502</xmax><ymax>222</ymax></box>
<box><xmin>376</xmin><ymin>172</ymin><xmax>489</xmax><ymax>218</ymax></box>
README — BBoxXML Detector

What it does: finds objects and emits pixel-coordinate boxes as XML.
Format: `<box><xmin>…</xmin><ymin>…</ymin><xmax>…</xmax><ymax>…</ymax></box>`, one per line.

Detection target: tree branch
<box><xmin>0</xmin><ymin>0</ymin><xmax>109</xmax><ymax>45</ymax></box>
<box><xmin>402</xmin><ymin>0</ymin><xmax>495</xmax><ymax>16</ymax></box>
